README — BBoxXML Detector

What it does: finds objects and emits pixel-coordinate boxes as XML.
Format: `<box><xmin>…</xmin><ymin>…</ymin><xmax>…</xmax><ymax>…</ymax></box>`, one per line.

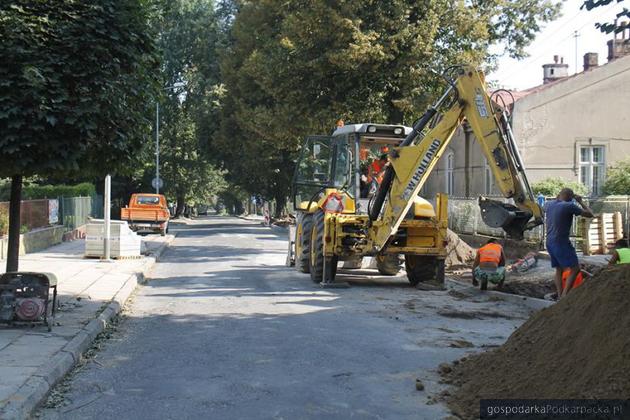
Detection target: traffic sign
<box><xmin>152</xmin><ymin>177</ymin><xmax>164</xmax><ymax>189</ymax></box>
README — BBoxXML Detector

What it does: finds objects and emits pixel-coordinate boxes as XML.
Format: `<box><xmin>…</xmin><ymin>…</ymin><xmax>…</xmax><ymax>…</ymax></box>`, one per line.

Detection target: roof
<box><xmin>332</xmin><ymin>123</ymin><xmax>412</xmax><ymax>137</ymax></box>
<box><xmin>496</xmin><ymin>53</ymin><xmax>630</xmax><ymax>104</ymax></box>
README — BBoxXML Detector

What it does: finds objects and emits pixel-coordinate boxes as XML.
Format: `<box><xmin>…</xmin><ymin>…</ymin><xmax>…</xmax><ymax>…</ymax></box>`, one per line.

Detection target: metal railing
<box><xmin>447</xmin><ymin>196</ymin><xmax>543</xmax><ymax>242</ymax></box>
<box><xmin>60</xmin><ymin>197</ymin><xmax>89</xmax><ymax>230</ymax></box>
<box><xmin>588</xmin><ymin>195</ymin><xmax>630</xmax><ymax>239</ymax></box>
<box><xmin>0</xmin><ymin>195</ymin><xmax>103</xmax><ymax>236</ymax></box>
<box><xmin>0</xmin><ymin>199</ymin><xmax>50</xmax><ymax>232</ymax></box>
<box><xmin>447</xmin><ymin>195</ymin><xmax>630</xmax><ymax>245</ymax></box>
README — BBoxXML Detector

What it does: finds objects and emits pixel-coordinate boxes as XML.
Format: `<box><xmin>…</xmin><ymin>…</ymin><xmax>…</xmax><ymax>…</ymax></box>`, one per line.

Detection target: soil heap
<box><xmin>444</xmin><ymin>265</ymin><xmax>630</xmax><ymax>419</ymax></box>
<box><xmin>445</xmin><ymin>229</ymin><xmax>475</xmax><ymax>268</ymax></box>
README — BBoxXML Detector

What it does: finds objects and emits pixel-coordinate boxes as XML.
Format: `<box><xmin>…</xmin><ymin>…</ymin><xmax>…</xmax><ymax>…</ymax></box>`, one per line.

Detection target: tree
<box><xmin>154</xmin><ymin>0</ymin><xmax>227</xmax><ymax>216</ymax></box>
<box><xmin>582</xmin><ymin>0</ymin><xmax>630</xmax><ymax>34</ymax></box>
<box><xmin>603</xmin><ymin>158</ymin><xmax>630</xmax><ymax>195</ymax></box>
<box><xmin>531</xmin><ymin>177</ymin><xmax>589</xmax><ymax>197</ymax></box>
<box><xmin>159</xmin><ymin>107</ymin><xmax>227</xmax><ymax>214</ymax></box>
<box><xmin>0</xmin><ymin>1</ymin><xmax>158</xmax><ymax>271</ymax></box>
<box><xmin>216</xmin><ymin>0</ymin><xmax>561</xmax><ymax>215</ymax></box>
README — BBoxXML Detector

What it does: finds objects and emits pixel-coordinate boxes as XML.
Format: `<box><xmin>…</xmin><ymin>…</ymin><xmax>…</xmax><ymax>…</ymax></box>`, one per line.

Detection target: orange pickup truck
<box><xmin>121</xmin><ymin>194</ymin><xmax>170</xmax><ymax>236</ymax></box>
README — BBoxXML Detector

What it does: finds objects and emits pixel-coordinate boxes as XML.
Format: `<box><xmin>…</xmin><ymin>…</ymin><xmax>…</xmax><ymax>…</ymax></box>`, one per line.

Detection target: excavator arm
<box><xmin>369</xmin><ymin>66</ymin><xmax>543</xmax><ymax>250</ymax></box>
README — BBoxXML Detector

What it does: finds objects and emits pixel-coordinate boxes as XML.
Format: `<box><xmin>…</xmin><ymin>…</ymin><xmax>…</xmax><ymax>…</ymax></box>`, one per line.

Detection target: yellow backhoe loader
<box><xmin>286</xmin><ymin>66</ymin><xmax>543</xmax><ymax>286</ymax></box>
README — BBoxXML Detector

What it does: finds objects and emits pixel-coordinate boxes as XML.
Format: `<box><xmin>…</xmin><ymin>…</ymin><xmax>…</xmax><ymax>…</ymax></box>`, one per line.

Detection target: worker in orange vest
<box><xmin>368</xmin><ymin>154</ymin><xmax>387</xmax><ymax>184</ymax></box>
<box><xmin>561</xmin><ymin>268</ymin><xmax>584</xmax><ymax>291</ymax></box>
<box><xmin>472</xmin><ymin>238</ymin><xmax>506</xmax><ymax>291</ymax></box>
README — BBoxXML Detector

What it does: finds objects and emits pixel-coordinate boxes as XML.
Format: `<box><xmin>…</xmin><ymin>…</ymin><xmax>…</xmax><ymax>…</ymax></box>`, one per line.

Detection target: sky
<box><xmin>488</xmin><ymin>0</ymin><xmax>625</xmax><ymax>90</ymax></box>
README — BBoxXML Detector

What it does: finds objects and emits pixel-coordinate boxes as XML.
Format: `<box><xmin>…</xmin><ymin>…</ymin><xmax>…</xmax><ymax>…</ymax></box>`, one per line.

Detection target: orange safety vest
<box><xmin>369</xmin><ymin>160</ymin><xmax>385</xmax><ymax>184</ymax></box>
<box><xmin>478</xmin><ymin>243</ymin><xmax>502</xmax><ymax>266</ymax></box>
<box><xmin>562</xmin><ymin>269</ymin><xmax>584</xmax><ymax>290</ymax></box>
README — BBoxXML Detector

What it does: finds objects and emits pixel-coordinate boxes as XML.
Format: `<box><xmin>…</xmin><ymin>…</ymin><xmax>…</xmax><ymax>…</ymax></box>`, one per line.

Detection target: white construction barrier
<box><xmin>85</xmin><ymin>219</ymin><xmax>142</xmax><ymax>258</ymax></box>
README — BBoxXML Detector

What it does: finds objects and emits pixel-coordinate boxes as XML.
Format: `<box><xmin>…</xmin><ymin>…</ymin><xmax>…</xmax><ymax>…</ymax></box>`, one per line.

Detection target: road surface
<box><xmin>39</xmin><ymin>216</ymin><xmax>533</xmax><ymax>419</ymax></box>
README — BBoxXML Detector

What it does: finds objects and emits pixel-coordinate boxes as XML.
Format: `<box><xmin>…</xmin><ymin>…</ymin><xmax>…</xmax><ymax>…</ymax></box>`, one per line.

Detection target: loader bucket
<box><xmin>478</xmin><ymin>197</ymin><xmax>532</xmax><ymax>240</ymax></box>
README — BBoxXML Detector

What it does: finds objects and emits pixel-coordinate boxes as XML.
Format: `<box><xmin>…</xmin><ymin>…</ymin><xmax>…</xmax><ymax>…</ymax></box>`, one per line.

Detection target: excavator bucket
<box><xmin>478</xmin><ymin>197</ymin><xmax>533</xmax><ymax>240</ymax></box>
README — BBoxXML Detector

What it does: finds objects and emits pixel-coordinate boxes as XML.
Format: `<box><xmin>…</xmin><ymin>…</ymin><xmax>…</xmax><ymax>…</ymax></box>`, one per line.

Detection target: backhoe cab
<box><xmin>287</xmin><ymin>65</ymin><xmax>543</xmax><ymax>286</ymax></box>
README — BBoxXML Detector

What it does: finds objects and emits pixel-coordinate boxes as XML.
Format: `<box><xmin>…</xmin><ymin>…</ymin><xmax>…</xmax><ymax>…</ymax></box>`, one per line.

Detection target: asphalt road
<box><xmin>39</xmin><ymin>216</ymin><xmax>533</xmax><ymax>420</ymax></box>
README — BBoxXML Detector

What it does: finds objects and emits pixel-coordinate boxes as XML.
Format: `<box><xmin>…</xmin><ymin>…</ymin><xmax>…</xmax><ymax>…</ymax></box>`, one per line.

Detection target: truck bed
<box><xmin>120</xmin><ymin>208</ymin><xmax>169</xmax><ymax>222</ymax></box>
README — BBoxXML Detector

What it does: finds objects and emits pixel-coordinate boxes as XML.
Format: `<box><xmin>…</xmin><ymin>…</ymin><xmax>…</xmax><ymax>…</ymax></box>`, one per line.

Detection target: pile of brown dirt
<box><xmin>445</xmin><ymin>229</ymin><xmax>475</xmax><ymax>268</ymax></box>
<box><xmin>444</xmin><ymin>265</ymin><xmax>630</xmax><ymax>419</ymax></box>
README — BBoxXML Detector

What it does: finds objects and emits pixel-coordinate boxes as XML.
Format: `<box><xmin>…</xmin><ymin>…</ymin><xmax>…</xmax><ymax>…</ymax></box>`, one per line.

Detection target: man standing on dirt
<box><xmin>545</xmin><ymin>188</ymin><xmax>594</xmax><ymax>299</ymax></box>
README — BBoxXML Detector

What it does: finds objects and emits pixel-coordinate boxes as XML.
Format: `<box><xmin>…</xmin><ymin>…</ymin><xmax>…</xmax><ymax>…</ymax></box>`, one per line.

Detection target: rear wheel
<box><xmin>376</xmin><ymin>254</ymin><xmax>402</xmax><ymax>276</ymax></box>
<box><xmin>295</xmin><ymin>213</ymin><xmax>313</xmax><ymax>273</ymax></box>
<box><xmin>405</xmin><ymin>255</ymin><xmax>445</xmax><ymax>286</ymax></box>
<box><xmin>309</xmin><ymin>210</ymin><xmax>337</xmax><ymax>283</ymax></box>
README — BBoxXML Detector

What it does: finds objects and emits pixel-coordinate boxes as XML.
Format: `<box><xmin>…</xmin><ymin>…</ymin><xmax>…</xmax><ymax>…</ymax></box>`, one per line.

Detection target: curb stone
<box><xmin>0</xmin><ymin>235</ymin><xmax>175</xmax><ymax>420</ymax></box>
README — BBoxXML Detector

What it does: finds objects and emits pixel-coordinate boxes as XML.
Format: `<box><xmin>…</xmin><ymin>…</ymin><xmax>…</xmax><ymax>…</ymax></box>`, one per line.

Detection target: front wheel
<box><xmin>295</xmin><ymin>213</ymin><xmax>313</xmax><ymax>273</ymax></box>
<box><xmin>376</xmin><ymin>254</ymin><xmax>402</xmax><ymax>276</ymax></box>
<box><xmin>405</xmin><ymin>255</ymin><xmax>445</xmax><ymax>286</ymax></box>
<box><xmin>309</xmin><ymin>210</ymin><xmax>337</xmax><ymax>283</ymax></box>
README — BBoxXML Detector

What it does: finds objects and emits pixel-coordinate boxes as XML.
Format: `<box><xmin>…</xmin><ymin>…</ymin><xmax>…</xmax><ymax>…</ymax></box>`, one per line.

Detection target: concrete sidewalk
<box><xmin>0</xmin><ymin>235</ymin><xmax>174</xmax><ymax>419</ymax></box>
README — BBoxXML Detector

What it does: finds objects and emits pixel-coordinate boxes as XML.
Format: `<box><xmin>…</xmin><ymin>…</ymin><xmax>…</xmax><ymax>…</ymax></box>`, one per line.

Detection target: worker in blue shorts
<box><xmin>545</xmin><ymin>188</ymin><xmax>594</xmax><ymax>299</ymax></box>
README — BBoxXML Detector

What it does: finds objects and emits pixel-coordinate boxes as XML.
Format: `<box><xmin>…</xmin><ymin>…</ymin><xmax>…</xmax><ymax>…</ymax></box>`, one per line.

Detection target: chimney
<box><xmin>542</xmin><ymin>55</ymin><xmax>569</xmax><ymax>84</ymax></box>
<box><xmin>583</xmin><ymin>52</ymin><xmax>599</xmax><ymax>71</ymax></box>
<box><xmin>608</xmin><ymin>22</ymin><xmax>630</xmax><ymax>62</ymax></box>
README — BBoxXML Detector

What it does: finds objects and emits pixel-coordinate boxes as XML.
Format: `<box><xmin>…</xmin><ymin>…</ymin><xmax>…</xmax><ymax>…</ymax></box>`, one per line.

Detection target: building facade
<box><xmin>423</xmin><ymin>48</ymin><xmax>630</xmax><ymax>198</ymax></box>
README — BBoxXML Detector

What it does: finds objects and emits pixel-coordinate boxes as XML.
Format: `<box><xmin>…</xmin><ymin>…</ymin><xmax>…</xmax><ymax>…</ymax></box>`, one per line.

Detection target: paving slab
<box><xmin>0</xmin><ymin>233</ymin><xmax>174</xmax><ymax>419</ymax></box>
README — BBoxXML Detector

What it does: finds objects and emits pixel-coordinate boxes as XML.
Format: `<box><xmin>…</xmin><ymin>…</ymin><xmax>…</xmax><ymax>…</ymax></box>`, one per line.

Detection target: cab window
<box><xmin>137</xmin><ymin>196</ymin><xmax>160</xmax><ymax>205</ymax></box>
<box><xmin>332</xmin><ymin>136</ymin><xmax>352</xmax><ymax>189</ymax></box>
<box><xmin>296</xmin><ymin>136</ymin><xmax>332</xmax><ymax>184</ymax></box>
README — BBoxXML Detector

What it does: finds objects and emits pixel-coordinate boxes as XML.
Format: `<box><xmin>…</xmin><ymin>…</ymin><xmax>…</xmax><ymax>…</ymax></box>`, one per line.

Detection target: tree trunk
<box><xmin>175</xmin><ymin>192</ymin><xmax>185</xmax><ymax>217</ymax></box>
<box><xmin>6</xmin><ymin>175</ymin><xmax>22</xmax><ymax>272</ymax></box>
<box><xmin>274</xmin><ymin>192</ymin><xmax>286</xmax><ymax>218</ymax></box>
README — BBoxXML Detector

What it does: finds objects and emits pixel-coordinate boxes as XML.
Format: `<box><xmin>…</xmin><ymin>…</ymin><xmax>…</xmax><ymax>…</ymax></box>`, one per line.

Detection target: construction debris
<box><xmin>445</xmin><ymin>229</ymin><xmax>475</xmax><ymax>268</ymax></box>
<box><xmin>509</xmin><ymin>251</ymin><xmax>537</xmax><ymax>272</ymax></box>
<box><xmin>442</xmin><ymin>265</ymin><xmax>630</xmax><ymax>419</ymax></box>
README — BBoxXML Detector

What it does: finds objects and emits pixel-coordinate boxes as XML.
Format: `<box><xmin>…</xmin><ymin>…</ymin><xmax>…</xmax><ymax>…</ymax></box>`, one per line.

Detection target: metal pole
<box><xmin>103</xmin><ymin>174</ymin><xmax>111</xmax><ymax>260</ymax></box>
<box><xmin>155</xmin><ymin>102</ymin><xmax>160</xmax><ymax>194</ymax></box>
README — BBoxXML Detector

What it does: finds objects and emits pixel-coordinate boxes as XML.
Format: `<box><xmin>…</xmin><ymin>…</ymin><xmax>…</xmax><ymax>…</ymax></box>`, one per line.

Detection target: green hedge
<box><xmin>22</xmin><ymin>183</ymin><xmax>96</xmax><ymax>200</ymax></box>
<box><xmin>531</xmin><ymin>177</ymin><xmax>588</xmax><ymax>197</ymax></box>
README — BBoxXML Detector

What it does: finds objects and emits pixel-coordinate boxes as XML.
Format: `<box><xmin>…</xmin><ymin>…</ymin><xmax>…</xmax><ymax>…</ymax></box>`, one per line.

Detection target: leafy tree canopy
<box><xmin>0</xmin><ymin>1</ymin><xmax>159</xmax><ymax>179</ymax></box>
<box><xmin>215</xmin><ymin>0</ymin><xmax>561</xmax><ymax>212</ymax></box>
<box><xmin>532</xmin><ymin>177</ymin><xmax>589</xmax><ymax>197</ymax></box>
<box><xmin>154</xmin><ymin>0</ymin><xmax>228</xmax><ymax>213</ymax></box>
<box><xmin>582</xmin><ymin>0</ymin><xmax>630</xmax><ymax>34</ymax></box>
<box><xmin>603</xmin><ymin>158</ymin><xmax>630</xmax><ymax>195</ymax></box>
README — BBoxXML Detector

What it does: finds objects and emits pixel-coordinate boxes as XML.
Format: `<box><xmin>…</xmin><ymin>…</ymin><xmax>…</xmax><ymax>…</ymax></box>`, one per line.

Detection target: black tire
<box><xmin>295</xmin><ymin>213</ymin><xmax>313</xmax><ymax>273</ymax></box>
<box><xmin>405</xmin><ymin>255</ymin><xmax>445</xmax><ymax>286</ymax></box>
<box><xmin>376</xmin><ymin>254</ymin><xmax>402</xmax><ymax>276</ymax></box>
<box><xmin>480</xmin><ymin>278</ymin><xmax>488</xmax><ymax>291</ymax></box>
<box><xmin>309</xmin><ymin>210</ymin><xmax>338</xmax><ymax>283</ymax></box>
